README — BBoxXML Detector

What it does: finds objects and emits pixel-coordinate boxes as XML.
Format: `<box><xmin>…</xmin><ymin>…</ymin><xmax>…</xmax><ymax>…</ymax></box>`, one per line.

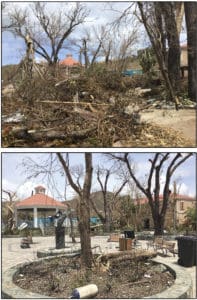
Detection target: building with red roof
<box><xmin>15</xmin><ymin>186</ymin><xmax>67</xmax><ymax>228</ymax></box>
<box><xmin>59</xmin><ymin>54</ymin><xmax>80</xmax><ymax>67</ymax></box>
<box><xmin>134</xmin><ymin>194</ymin><xmax>196</xmax><ymax>230</ymax></box>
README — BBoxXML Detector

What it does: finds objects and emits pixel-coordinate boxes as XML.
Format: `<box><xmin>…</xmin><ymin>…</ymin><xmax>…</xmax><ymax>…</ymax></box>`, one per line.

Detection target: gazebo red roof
<box><xmin>59</xmin><ymin>54</ymin><xmax>80</xmax><ymax>67</ymax></box>
<box><xmin>15</xmin><ymin>194</ymin><xmax>66</xmax><ymax>209</ymax></box>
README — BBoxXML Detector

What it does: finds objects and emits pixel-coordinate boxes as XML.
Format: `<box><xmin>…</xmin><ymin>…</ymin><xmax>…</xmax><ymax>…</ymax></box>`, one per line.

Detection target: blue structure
<box><xmin>122</xmin><ymin>69</ymin><xmax>143</xmax><ymax>76</ymax></box>
<box><xmin>90</xmin><ymin>217</ymin><xmax>101</xmax><ymax>225</ymax></box>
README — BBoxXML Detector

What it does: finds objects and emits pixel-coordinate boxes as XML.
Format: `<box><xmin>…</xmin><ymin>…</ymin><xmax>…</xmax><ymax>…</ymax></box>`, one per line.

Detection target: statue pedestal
<box><xmin>55</xmin><ymin>227</ymin><xmax>65</xmax><ymax>249</ymax></box>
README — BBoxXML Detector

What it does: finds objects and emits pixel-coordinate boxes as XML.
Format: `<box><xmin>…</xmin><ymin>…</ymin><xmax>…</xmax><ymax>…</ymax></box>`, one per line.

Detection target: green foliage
<box><xmin>185</xmin><ymin>207</ymin><xmax>197</xmax><ymax>228</ymax></box>
<box><xmin>138</xmin><ymin>48</ymin><xmax>156</xmax><ymax>75</ymax></box>
<box><xmin>85</xmin><ymin>64</ymin><xmax>126</xmax><ymax>92</ymax></box>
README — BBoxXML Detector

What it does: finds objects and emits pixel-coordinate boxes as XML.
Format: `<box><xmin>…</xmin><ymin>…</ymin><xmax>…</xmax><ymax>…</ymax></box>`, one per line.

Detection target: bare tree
<box><xmin>1</xmin><ymin>2</ymin><xmax>19</xmax><ymax>31</ymax></box>
<box><xmin>137</xmin><ymin>2</ymin><xmax>182</xmax><ymax>109</ymax></box>
<box><xmin>184</xmin><ymin>2</ymin><xmax>197</xmax><ymax>101</ymax></box>
<box><xmin>108</xmin><ymin>153</ymin><xmax>193</xmax><ymax>236</ymax></box>
<box><xmin>109</xmin><ymin>12</ymin><xmax>138</xmax><ymax>72</ymax></box>
<box><xmin>2</xmin><ymin>190</ymin><xmax>17</xmax><ymax>234</ymax></box>
<box><xmin>162</xmin><ymin>2</ymin><xmax>181</xmax><ymax>88</ymax></box>
<box><xmin>90</xmin><ymin>166</ymin><xmax>128</xmax><ymax>232</ymax></box>
<box><xmin>57</xmin><ymin>153</ymin><xmax>93</xmax><ymax>268</ymax></box>
<box><xmin>101</xmin><ymin>36</ymin><xmax>113</xmax><ymax>65</ymax></box>
<box><xmin>81</xmin><ymin>36</ymin><xmax>90</xmax><ymax>69</ymax></box>
<box><xmin>6</xmin><ymin>2</ymin><xmax>89</xmax><ymax>65</ymax></box>
<box><xmin>22</xmin><ymin>153</ymin><xmax>93</xmax><ymax>267</ymax></box>
<box><xmin>76</xmin><ymin>25</ymin><xmax>109</xmax><ymax>68</ymax></box>
<box><xmin>114</xmin><ymin>31</ymin><xmax>138</xmax><ymax>71</ymax></box>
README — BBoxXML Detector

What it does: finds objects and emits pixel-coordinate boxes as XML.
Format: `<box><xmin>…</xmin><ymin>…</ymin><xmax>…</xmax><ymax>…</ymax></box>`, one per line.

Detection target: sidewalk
<box><xmin>2</xmin><ymin>236</ymin><xmax>196</xmax><ymax>297</ymax></box>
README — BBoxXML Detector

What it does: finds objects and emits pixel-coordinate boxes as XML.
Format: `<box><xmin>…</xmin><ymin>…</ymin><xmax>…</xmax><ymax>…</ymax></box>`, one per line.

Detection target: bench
<box><xmin>147</xmin><ymin>237</ymin><xmax>176</xmax><ymax>257</ymax></box>
<box><xmin>147</xmin><ymin>236</ymin><xmax>163</xmax><ymax>250</ymax></box>
<box><xmin>154</xmin><ymin>237</ymin><xmax>164</xmax><ymax>251</ymax></box>
<box><xmin>107</xmin><ymin>233</ymin><xmax>121</xmax><ymax>242</ymax></box>
<box><xmin>162</xmin><ymin>241</ymin><xmax>176</xmax><ymax>257</ymax></box>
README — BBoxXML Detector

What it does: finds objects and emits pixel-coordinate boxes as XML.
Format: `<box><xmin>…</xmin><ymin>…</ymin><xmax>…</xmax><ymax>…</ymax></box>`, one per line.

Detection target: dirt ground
<box><xmin>13</xmin><ymin>254</ymin><xmax>174</xmax><ymax>298</ymax></box>
<box><xmin>141</xmin><ymin>109</ymin><xmax>196</xmax><ymax>146</ymax></box>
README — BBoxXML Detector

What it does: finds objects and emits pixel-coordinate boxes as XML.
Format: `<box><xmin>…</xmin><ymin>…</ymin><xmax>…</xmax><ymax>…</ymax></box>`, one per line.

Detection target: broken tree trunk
<box><xmin>11</xmin><ymin>126</ymin><xmax>97</xmax><ymax>142</ymax></box>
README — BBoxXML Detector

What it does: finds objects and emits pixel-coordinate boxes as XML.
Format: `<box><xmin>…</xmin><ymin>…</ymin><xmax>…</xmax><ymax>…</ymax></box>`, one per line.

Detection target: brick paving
<box><xmin>2</xmin><ymin>236</ymin><xmax>196</xmax><ymax>297</ymax></box>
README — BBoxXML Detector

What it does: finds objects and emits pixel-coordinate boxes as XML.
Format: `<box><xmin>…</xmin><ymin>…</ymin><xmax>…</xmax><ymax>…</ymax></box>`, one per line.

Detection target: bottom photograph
<box><xmin>1</xmin><ymin>152</ymin><xmax>196</xmax><ymax>299</ymax></box>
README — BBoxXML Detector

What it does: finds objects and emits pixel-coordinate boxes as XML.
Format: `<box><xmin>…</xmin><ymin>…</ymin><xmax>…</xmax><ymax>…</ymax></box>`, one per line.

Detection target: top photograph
<box><xmin>2</xmin><ymin>1</ymin><xmax>196</xmax><ymax>148</ymax></box>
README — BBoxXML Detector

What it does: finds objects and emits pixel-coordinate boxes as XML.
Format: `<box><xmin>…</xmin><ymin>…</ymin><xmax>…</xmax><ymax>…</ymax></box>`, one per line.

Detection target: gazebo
<box><xmin>59</xmin><ymin>54</ymin><xmax>80</xmax><ymax>67</ymax></box>
<box><xmin>15</xmin><ymin>185</ymin><xmax>67</xmax><ymax>228</ymax></box>
<box><xmin>59</xmin><ymin>54</ymin><xmax>80</xmax><ymax>75</ymax></box>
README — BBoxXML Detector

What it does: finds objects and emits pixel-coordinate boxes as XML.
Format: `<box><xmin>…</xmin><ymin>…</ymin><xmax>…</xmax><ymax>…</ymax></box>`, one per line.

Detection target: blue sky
<box><xmin>2</xmin><ymin>2</ymin><xmax>188</xmax><ymax>66</ymax></box>
<box><xmin>2</xmin><ymin>152</ymin><xmax>196</xmax><ymax>202</ymax></box>
<box><xmin>1</xmin><ymin>2</ymin><xmax>146</xmax><ymax>66</ymax></box>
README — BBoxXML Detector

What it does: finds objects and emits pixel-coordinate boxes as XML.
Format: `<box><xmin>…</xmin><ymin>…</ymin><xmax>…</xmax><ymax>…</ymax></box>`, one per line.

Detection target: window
<box><xmin>180</xmin><ymin>201</ymin><xmax>184</xmax><ymax>211</ymax></box>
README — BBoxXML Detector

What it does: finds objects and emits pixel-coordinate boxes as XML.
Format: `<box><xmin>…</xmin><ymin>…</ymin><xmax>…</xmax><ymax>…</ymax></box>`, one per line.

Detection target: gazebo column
<box><xmin>33</xmin><ymin>207</ymin><xmax>38</xmax><ymax>228</ymax></box>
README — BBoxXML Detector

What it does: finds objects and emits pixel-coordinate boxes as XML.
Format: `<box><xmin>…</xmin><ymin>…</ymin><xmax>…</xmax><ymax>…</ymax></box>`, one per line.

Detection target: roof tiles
<box><xmin>135</xmin><ymin>194</ymin><xmax>195</xmax><ymax>205</ymax></box>
<box><xmin>59</xmin><ymin>54</ymin><xmax>80</xmax><ymax>67</ymax></box>
<box><xmin>15</xmin><ymin>194</ymin><xmax>66</xmax><ymax>208</ymax></box>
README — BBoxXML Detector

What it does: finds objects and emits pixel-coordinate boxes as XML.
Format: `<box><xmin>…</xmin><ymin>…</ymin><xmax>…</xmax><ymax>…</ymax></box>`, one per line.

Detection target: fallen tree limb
<box><xmin>35</xmin><ymin>100</ymin><xmax>110</xmax><ymax>106</ymax></box>
<box><xmin>11</xmin><ymin>126</ymin><xmax>97</xmax><ymax>142</ymax></box>
<box><xmin>73</xmin><ymin>107</ymin><xmax>100</xmax><ymax>120</ymax></box>
<box><xmin>98</xmin><ymin>250</ymin><xmax>156</xmax><ymax>263</ymax></box>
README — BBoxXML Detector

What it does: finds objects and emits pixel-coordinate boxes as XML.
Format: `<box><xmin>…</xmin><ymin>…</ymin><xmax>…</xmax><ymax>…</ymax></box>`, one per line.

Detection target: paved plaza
<box><xmin>2</xmin><ymin>235</ymin><xmax>196</xmax><ymax>298</ymax></box>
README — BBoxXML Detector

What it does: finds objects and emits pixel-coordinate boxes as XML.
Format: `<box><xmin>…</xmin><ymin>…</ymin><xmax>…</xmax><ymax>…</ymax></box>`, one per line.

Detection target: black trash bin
<box><xmin>124</xmin><ymin>230</ymin><xmax>135</xmax><ymax>239</ymax></box>
<box><xmin>176</xmin><ymin>236</ymin><xmax>197</xmax><ymax>267</ymax></box>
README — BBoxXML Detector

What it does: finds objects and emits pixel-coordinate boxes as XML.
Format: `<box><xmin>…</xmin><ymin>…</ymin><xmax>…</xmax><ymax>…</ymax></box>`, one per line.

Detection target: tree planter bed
<box><xmin>2</xmin><ymin>252</ymin><xmax>193</xmax><ymax>299</ymax></box>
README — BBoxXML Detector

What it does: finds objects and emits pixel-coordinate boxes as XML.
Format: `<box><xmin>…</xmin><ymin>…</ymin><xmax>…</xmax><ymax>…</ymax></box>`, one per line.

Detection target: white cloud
<box><xmin>17</xmin><ymin>181</ymin><xmax>39</xmax><ymax>199</ymax></box>
<box><xmin>16</xmin><ymin>181</ymin><xmax>58</xmax><ymax>200</ymax></box>
<box><xmin>178</xmin><ymin>183</ymin><xmax>189</xmax><ymax>195</ymax></box>
<box><xmin>2</xmin><ymin>178</ymin><xmax>18</xmax><ymax>195</ymax></box>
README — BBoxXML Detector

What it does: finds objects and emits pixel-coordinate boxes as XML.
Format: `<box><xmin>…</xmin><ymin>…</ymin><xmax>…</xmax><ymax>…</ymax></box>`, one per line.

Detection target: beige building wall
<box><xmin>180</xmin><ymin>48</ymin><xmax>188</xmax><ymax>66</ymax></box>
<box><xmin>176</xmin><ymin>199</ymin><xmax>196</xmax><ymax>224</ymax></box>
<box><xmin>134</xmin><ymin>196</ymin><xmax>196</xmax><ymax>230</ymax></box>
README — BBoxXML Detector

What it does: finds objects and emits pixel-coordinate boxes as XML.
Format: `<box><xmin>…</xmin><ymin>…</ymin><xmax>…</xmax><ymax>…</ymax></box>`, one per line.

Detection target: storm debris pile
<box><xmin>2</xmin><ymin>73</ymin><xmax>194</xmax><ymax>147</ymax></box>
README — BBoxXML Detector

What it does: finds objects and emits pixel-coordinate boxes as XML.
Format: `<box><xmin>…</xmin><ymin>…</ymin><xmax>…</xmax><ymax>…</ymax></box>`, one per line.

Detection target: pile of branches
<box><xmin>2</xmin><ymin>98</ymin><xmax>192</xmax><ymax>147</ymax></box>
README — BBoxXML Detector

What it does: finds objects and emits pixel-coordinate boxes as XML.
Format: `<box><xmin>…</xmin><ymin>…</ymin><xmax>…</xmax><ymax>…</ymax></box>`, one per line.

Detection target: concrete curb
<box><xmin>2</xmin><ymin>254</ymin><xmax>78</xmax><ymax>299</ymax></box>
<box><xmin>2</xmin><ymin>255</ymin><xmax>193</xmax><ymax>299</ymax></box>
<box><xmin>145</xmin><ymin>257</ymin><xmax>193</xmax><ymax>298</ymax></box>
<box><xmin>2</xmin><ymin>261</ymin><xmax>52</xmax><ymax>298</ymax></box>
